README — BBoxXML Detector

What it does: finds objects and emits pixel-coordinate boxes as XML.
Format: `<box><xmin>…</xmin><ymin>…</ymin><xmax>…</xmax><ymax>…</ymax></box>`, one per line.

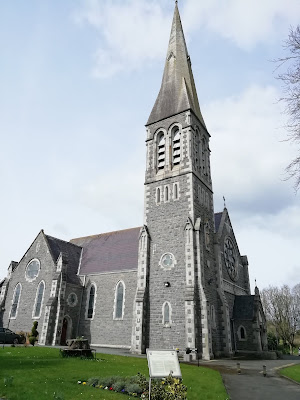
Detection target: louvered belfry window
<box><xmin>157</xmin><ymin>133</ymin><xmax>166</xmax><ymax>170</ymax></box>
<box><xmin>172</xmin><ymin>128</ymin><xmax>181</xmax><ymax>165</ymax></box>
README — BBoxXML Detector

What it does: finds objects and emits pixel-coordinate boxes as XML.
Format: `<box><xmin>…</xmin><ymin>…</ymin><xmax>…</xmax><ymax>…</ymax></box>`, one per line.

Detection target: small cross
<box><xmin>223</xmin><ymin>196</ymin><xmax>226</xmax><ymax>208</ymax></box>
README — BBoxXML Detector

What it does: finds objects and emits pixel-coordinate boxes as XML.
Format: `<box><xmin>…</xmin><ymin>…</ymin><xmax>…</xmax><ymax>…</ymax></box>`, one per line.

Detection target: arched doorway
<box><xmin>60</xmin><ymin>316</ymin><xmax>72</xmax><ymax>345</ymax></box>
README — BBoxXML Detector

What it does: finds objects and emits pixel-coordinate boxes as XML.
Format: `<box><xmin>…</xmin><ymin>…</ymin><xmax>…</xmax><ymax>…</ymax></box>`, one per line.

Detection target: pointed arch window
<box><xmin>172</xmin><ymin>128</ymin><xmax>181</xmax><ymax>165</ymax></box>
<box><xmin>87</xmin><ymin>284</ymin><xmax>96</xmax><ymax>319</ymax></box>
<box><xmin>156</xmin><ymin>187</ymin><xmax>161</xmax><ymax>204</ymax></box>
<box><xmin>33</xmin><ymin>281</ymin><xmax>45</xmax><ymax>318</ymax></box>
<box><xmin>157</xmin><ymin>132</ymin><xmax>166</xmax><ymax>170</ymax></box>
<box><xmin>163</xmin><ymin>301</ymin><xmax>171</xmax><ymax>326</ymax></box>
<box><xmin>10</xmin><ymin>283</ymin><xmax>21</xmax><ymax>319</ymax></box>
<box><xmin>114</xmin><ymin>281</ymin><xmax>125</xmax><ymax>319</ymax></box>
<box><xmin>165</xmin><ymin>185</ymin><xmax>169</xmax><ymax>202</ymax></box>
<box><xmin>173</xmin><ymin>183</ymin><xmax>179</xmax><ymax>200</ymax></box>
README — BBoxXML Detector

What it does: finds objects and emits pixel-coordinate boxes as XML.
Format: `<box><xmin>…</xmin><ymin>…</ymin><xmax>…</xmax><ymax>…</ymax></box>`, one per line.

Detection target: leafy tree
<box><xmin>261</xmin><ymin>285</ymin><xmax>300</xmax><ymax>353</ymax></box>
<box><xmin>275</xmin><ymin>25</ymin><xmax>300</xmax><ymax>189</ymax></box>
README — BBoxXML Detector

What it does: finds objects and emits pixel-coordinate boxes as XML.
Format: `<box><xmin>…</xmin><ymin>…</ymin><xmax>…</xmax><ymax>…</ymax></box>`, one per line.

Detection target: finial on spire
<box><xmin>255</xmin><ymin>278</ymin><xmax>257</xmax><ymax>286</ymax></box>
<box><xmin>223</xmin><ymin>196</ymin><xmax>226</xmax><ymax>208</ymax></box>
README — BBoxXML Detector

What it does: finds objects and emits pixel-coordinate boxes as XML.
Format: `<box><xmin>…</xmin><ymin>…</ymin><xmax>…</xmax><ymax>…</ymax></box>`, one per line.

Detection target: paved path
<box><xmin>196</xmin><ymin>356</ymin><xmax>300</xmax><ymax>400</ymax></box>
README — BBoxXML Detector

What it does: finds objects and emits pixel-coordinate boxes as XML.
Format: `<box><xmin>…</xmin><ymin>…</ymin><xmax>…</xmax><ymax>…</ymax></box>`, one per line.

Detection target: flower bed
<box><xmin>77</xmin><ymin>373</ymin><xmax>187</xmax><ymax>399</ymax></box>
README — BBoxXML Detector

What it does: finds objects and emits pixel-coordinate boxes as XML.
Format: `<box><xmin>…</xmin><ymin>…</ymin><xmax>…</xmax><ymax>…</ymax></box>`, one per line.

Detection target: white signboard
<box><xmin>146</xmin><ymin>349</ymin><xmax>182</xmax><ymax>378</ymax></box>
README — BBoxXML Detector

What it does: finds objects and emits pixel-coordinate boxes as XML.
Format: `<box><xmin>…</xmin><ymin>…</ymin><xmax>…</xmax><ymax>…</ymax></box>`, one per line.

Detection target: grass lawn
<box><xmin>0</xmin><ymin>346</ymin><xmax>228</xmax><ymax>400</ymax></box>
<box><xmin>280</xmin><ymin>364</ymin><xmax>300</xmax><ymax>383</ymax></box>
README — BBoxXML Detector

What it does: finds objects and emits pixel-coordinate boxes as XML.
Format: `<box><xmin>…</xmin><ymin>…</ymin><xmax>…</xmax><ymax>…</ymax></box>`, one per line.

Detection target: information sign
<box><xmin>146</xmin><ymin>349</ymin><xmax>182</xmax><ymax>378</ymax></box>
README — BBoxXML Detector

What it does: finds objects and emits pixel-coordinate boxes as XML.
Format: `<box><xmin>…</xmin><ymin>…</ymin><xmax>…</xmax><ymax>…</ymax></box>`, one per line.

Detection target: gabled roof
<box><xmin>45</xmin><ymin>235</ymin><xmax>82</xmax><ymax>285</ymax></box>
<box><xmin>70</xmin><ymin>227</ymin><xmax>141</xmax><ymax>276</ymax></box>
<box><xmin>146</xmin><ymin>3</ymin><xmax>206</xmax><ymax>128</ymax></box>
<box><xmin>214</xmin><ymin>212</ymin><xmax>222</xmax><ymax>233</ymax></box>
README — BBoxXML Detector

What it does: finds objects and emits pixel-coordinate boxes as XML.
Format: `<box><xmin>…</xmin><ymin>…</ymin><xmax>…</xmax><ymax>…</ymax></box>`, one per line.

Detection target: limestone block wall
<box><xmin>78</xmin><ymin>270</ymin><xmax>137</xmax><ymax>348</ymax></box>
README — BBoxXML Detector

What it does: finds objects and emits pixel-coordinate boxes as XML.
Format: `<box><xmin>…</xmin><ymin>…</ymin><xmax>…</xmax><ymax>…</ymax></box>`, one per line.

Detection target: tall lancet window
<box><xmin>10</xmin><ymin>283</ymin><xmax>21</xmax><ymax>319</ymax></box>
<box><xmin>87</xmin><ymin>284</ymin><xmax>96</xmax><ymax>319</ymax></box>
<box><xmin>114</xmin><ymin>281</ymin><xmax>125</xmax><ymax>319</ymax></box>
<box><xmin>172</xmin><ymin>127</ymin><xmax>181</xmax><ymax>165</ymax></box>
<box><xmin>163</xmin><ymin>302</ymin><xmax>171</xmax><ymax>326</ymax></box>
<box><xmin>33</xmin><ymin>281</ymin><xmax>45</xmax><ymax>318</ymax></box>
<box><xmin>157</xmin><ymin>132</ymin><xmax>166</xmax><ymax>170</ymax></box>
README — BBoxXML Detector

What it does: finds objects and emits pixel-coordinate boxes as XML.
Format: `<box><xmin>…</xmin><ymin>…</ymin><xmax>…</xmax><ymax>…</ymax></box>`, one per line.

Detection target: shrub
<box><xmin>112</xmin><ymin>379</ymin><xmax>126</xmax><ymax>392</ymax></box>
<box><xmin>29</xmin><ymin>321</ymin><xmax>39</xmax><ymax>346</ymax></box>
<box><xmin>125</xmin><ymin>383</ymin><xmax>143</xmax><ymax>395</ymax></box>
<box><xmin>87</xmin><ymin>377</ymin><xmax>100</xmax><ymax>387</ymax></box>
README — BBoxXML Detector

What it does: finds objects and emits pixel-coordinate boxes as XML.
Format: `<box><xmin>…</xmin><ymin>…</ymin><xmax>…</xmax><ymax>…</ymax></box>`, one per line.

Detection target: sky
<box><xmin>0</xmin><ymin>0</ymin><xmax>299</xmax><ymax>290</ymax></box>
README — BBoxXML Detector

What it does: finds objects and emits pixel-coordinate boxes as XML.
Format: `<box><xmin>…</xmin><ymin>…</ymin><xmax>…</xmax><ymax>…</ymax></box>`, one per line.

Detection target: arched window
<box><xmin>238</xmin><ymin>325</ymin><xmax>247</xmax><ymax>341</ymax></box>
<box><xmin>10</xmin><ymin>283</ymin><xmax>21</xmax><ymax>319</ymax></box>
<box><xmin>173</xmin><ymin>183</ymin><xmax>179</xmax><ymax>200</ymax></box>
<box><xmin>172</xmin><ymin>128</ymin><xmax>181</xmax><ymax>165</ymax></box>
<box><xmin>33</xmin><ymin>281</ymin><xmax>45</xmax><ymax>318</ymax></box>
<box><xmin>157</xmin><ymin>133</ymin><xmax>166</xmax><ymax>170</ymax></box>
<box><xmin>156</xmin><ymin>187</ymin><xmax>161</xmax><ymax>204</ymax></box>
<box><xmin>114</xmin><ymin>281</ymin><xmax>125</xmax><ymax>319</ymax></box>
<box><xmin>87</xmin><ymin>284</ymin><xmax>96</xmax><ymax>319</ymax></box>
<box><xmin>240</xmin><ymin>326</ymin><xmax>245</xmax><ymax>339</ymax></box>
<box><xmin>165</xmin><ymin>186</ymin><xmax>169</xmax><ymax>202</ymax></box>
<box><xmin>163</xmin><ymin>302</ymin><xmax>171</xmax><ymax>325</ymax></box>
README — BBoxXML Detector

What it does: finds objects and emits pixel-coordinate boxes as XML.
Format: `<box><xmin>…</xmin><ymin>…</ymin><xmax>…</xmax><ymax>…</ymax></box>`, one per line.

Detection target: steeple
<box><xmin>147</xmin><ymin>3</ymin><xmax>206</xmax><ymax>128</ymax></box>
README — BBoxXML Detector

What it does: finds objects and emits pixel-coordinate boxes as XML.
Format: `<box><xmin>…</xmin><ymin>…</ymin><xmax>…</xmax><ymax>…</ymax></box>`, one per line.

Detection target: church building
<box><xmin>0</xmin><ymin>3</ymin><xmax>267</xmax><ymax>359</ymax></box>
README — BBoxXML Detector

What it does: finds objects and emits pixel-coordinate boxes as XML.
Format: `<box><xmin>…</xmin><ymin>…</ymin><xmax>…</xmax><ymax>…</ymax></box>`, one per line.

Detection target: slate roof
<box><xmin>233</xmin><ymin>296</ymin><xmax>255</xmax><ymax>320</ymax></box>
<box><xmin>214</xmin><ymin>212</ymin><xmax>222</xmax><ymax>233</ymax></box>
<box><xmin>45</xmin><ymin>235</ymin><xmax>82</xmax><ymax>285</ymax></box>
<box><xmin>146</xmin><ymin>3</ymin><xmax>206</xmax><ymax>128</ymax></box>
<box><xmin>70</xmin><ymin>227</ymin><xmax>141</xmax><ymax>276</ymax></box>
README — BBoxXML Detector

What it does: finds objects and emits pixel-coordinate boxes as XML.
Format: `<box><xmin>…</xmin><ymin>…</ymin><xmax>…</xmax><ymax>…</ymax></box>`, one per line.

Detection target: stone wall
<box><xmin>78</xmin><ymin>270</ymin><xmax>137</xmax><ymax>348</ymax></box>
<box><xmin>2</xmin><ymin>231</ymin><xmax>54</xmax><ymax>335</ymax></box>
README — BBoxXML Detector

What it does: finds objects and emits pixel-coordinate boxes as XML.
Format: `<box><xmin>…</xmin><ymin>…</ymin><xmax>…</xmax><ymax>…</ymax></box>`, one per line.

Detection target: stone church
<box><xmin>0</xmin><ymin>4</ymin><xmax>267</xmax><ymax>359</ymax></box>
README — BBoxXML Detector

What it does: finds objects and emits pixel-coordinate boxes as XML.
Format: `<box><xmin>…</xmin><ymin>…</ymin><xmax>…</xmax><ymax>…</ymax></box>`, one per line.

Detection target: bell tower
<box><xmin>132</xmin><ymin>3</ymin><xmax>225</xmax><ymax>359</ymax></box>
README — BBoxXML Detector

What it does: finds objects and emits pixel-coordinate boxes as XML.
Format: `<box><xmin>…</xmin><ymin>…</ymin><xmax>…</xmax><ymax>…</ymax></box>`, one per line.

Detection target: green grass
<box><xmin>280</xmin><ymin>364</ymin><xmax>300</xmax><ymax>383</ymax></box>
<box><xmin>0</xmin><ymin>347</ymin><xmax>228</xmax><ymax>400</ymax></box>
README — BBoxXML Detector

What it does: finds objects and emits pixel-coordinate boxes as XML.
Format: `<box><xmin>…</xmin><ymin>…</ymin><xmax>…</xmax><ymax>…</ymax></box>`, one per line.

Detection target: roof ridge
<box><xmin>45</xmin><ymin>234</ymin><xmax>82</xmax><ymax>249</ymax></box>
<box><xmin>71</xmin><ymin>226</ymin><xmax>143</xmax><ymax>242</ymax></box>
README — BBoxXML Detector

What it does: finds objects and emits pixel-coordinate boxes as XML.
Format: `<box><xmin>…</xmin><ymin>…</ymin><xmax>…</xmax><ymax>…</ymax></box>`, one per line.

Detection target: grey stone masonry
<box><xmin>2</xmin><ymin>231</ymin><xmax>55</xmax><ymax>335</ymax></box>
<box><xmin>78</xmin><ymin>270</ymin><xmax>137</xmax><ymax>348</ymax></box>
<box><xmin>131</xmin><ymin>226</ymin><xmax>150</xmax><ymax>354</ymax></box>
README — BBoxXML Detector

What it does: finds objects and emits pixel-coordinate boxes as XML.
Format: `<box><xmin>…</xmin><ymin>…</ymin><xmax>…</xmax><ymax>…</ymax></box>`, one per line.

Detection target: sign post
<box><xmin>146</xmin><ymin>349</ymin><xmax>182</xmax><ymax>400</ymax></box>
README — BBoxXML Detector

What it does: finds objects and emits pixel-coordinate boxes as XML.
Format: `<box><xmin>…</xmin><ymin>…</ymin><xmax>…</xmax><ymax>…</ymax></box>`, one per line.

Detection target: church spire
<box><xmin>147</xmin><ymin>2</ymin><xmax>206</xmax><ymax>128</ymax></box>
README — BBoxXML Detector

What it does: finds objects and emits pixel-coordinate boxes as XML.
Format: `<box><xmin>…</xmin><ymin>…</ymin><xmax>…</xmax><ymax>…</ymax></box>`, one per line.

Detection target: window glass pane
<box><xmin>34</xmin><ymin>282</ymin><xmax>44</xmax><ymax>318</ymax></box>
<box><xmin>11</xmin><ymin>284</ymin><xmax>21</xmax><ymax>318</ymax></box>
<box><xmin>87</xmin><ymin>285</ymin><xmax>95</xmax><ymax>318</ymax></box>
<box><xmin>164</xmin><ymin>303</ymin><xmax>170</xmax><ymax>324</ymax></box>
<box><xmin>115</xmin><ymin>283</ymin><xmax>124</xmax><ymax>318</ymax></box>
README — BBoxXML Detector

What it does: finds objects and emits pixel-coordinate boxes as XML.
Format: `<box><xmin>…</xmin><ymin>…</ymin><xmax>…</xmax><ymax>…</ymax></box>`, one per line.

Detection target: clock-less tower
<box><xmin>131</xmin><ymin>3</ymin><xmax>232</xmax><ymax>359</ymax></box>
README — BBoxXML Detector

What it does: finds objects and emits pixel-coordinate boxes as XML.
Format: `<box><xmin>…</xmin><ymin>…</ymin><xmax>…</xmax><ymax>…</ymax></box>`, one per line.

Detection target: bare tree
<box><xmin>261</xmin><ymin>284</ymin><xmax>300</xmax><ymax>353</ymax></box>
<box><xmin>275</xmin><ymin>25</ymin><xmax>300</xmax><ymax>190</ymax></box>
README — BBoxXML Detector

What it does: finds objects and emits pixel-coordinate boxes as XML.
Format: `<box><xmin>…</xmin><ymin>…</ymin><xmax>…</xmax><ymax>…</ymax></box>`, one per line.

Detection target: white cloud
<box><xmin>184</xmin><ymin>0</ymin><xmax>300</xmax><ymax>49</ymax></box>
<box><xmin>73</xmin><ymin>0</ymin><xmax>170</xmax><ymax>77</ymax></box>
<box><xmin>73</xmin><ymin>0</ymin><xmax>300</xmax><ymax>77</ymax></box>
<box><xmin>204</xmin><ymin>84</ymin><xmax>300</xmax><ymax>289</ymax></box>
<box><xmin>206</xmin><ymin>84</ymin><xmax>295</xmax><ymax>212</ymax></box>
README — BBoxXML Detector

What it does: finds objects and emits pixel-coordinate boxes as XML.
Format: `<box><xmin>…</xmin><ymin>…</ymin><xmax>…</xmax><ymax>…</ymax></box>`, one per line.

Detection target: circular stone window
<box><xmin>224</xmin><ymin>238</ymin><xmax>238</xmax><ymax>281</ymax></box>
<box><xmin>159</xmin><ymin>253</ymin><xmax>177</xmax><ymax>270</ymax></box>
<box><xmin>67</xmin><ymin>292</ymin><xmax>78</xmax><ymax>307</ymax></box>
<box><xmin>25</xmin><ymin>259</ymin><xmax>40</xmax><ymax>281</ymax></box>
